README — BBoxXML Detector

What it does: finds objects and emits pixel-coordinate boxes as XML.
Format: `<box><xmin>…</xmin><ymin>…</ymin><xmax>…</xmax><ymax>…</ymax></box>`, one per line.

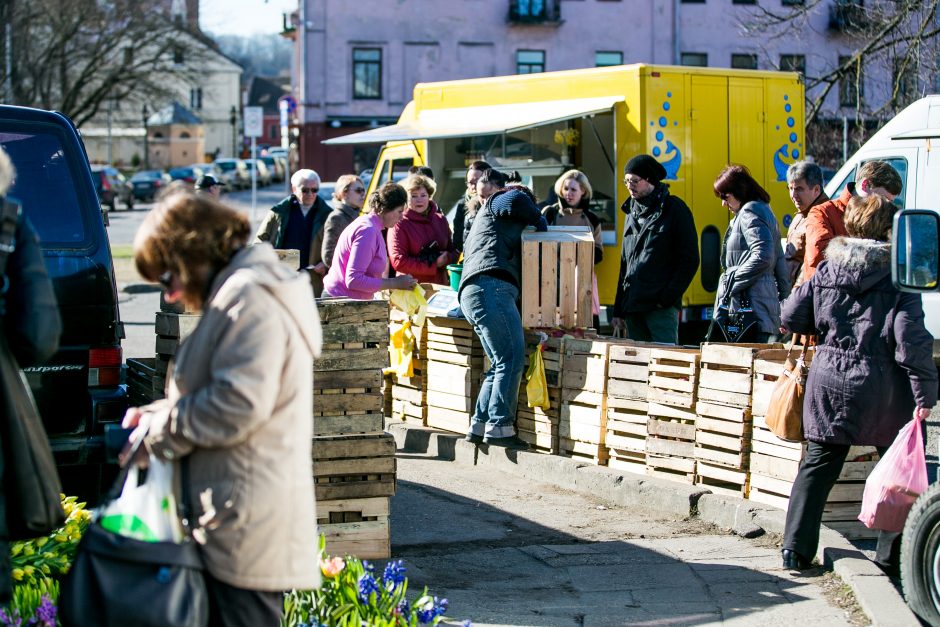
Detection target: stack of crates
<box><xmin>424</xmin><ymin>317</ymin><xmax>485</xmax><ymax>434</ymax></box>
<box><xmin>388</xmin><ymin>307</ymin><xmax>428</xmax><ymax>426</ymax></box>
<box><xmin>558</xmin><ymin>338</ymin><xmax>610</xmax><ymax>465</ymax></box>
<box><xmin>605</xmin><ymin>342</ymin><xmax>653</xmax><ymax>474</ymax></box>
<box><xmin>645</xmin><ymin>347</ymin><xmax>701</xmax><ymax>483</ymax></box>
<box><xmin>516</xmin><ymin>333</ymin><xmax>563</xmax><ymax>453</ymax></box>
<box><xmin>152</xmin><ymin>309</ymin><xmax>201</xmax><ymax>399</ymax></box>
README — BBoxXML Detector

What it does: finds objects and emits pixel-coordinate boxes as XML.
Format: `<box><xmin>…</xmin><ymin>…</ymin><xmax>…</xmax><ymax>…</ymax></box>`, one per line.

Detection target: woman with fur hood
<box><xmin>779</xmin><ymin>194</ymin><xmax>937</xmax><ymax>575</ymax></box>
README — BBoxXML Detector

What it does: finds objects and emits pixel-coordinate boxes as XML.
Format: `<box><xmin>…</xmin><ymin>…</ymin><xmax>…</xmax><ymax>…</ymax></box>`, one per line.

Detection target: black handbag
<box><xmin>59</xmin><ymin>447</ymin><xmax>208</xmax><ymax>627</ymax></box>
<box><xmin>0</xmin><ymin>198</ymin><xmax>64</xmax><ymax>540</ymax></box>
<box><xmin>706</xmin><ymin>293</ymin><xmax>760</xmax><ymax>343</ymax></box>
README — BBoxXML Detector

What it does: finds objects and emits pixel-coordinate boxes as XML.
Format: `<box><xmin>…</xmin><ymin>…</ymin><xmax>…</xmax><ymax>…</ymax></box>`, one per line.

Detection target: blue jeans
<box><xmin>459</xmin><ymin>274</ymin><xmax>526</xmax><ymax>439</ymax></box>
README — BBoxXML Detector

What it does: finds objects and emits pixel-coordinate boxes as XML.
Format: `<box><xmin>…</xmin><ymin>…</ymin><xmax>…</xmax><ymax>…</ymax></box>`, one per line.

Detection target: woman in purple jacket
<box><xmin>322</xmin><ymin>183</ymin><xmax>416</xmax><ymax>299</ymax></box>
<box><xmin>780</xmin><ymin>194</ymin><xmax>937</xmax><ymax>574</ymax></box>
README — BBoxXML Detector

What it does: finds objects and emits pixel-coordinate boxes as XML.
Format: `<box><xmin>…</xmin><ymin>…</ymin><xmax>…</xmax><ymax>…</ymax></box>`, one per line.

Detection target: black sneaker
<box><xmin>465</xmin><ymin>433</ymin><xmax>483</xmax><ymax>444</ymax></box>
<box><xmin>782</xmin><ymin>549</ymin><xmax>812</xmax><ymax>574</ymax></box>
<box><xmin>483</xmin><ymin>435</ymin><xmax>529</xmax><ymax>450</ymax></box>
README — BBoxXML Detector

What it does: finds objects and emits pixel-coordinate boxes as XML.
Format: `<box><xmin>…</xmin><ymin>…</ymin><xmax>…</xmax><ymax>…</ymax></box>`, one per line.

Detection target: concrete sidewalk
<box><xmin>387</xmin><ymin>422</ymin><xmax>918</xmax><ymax>627</ymax></box>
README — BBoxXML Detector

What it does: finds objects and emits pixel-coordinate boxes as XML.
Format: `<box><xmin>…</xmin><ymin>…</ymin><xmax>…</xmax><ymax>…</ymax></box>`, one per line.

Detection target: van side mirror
<box><xmin>892</xmin><ymin>209</ymin><xmax>940</xmax><ymax>292</ymax></box>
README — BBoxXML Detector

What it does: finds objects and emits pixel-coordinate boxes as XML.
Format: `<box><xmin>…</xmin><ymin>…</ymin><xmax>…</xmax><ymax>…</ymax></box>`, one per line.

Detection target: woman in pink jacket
<box><xmin>387</xmin><ymin>174</ymin><xmax>459</xmax><ymax>284</ymax></box>
<box><xmin>322</xmin><ymin>183</ymin><xmax>416</xmax><ymax>299</ymax></box>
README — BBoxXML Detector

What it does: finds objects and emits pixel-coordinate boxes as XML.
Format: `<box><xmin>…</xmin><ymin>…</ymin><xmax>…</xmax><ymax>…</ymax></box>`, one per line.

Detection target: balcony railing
<box><xmin>509</xmin><ymin>0</ymin><xmax>562</xmax><ymax>24</ymax></box>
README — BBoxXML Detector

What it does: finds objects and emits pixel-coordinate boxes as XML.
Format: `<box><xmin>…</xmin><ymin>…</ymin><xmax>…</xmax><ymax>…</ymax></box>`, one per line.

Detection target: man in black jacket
<box><xmin>612</xmin><ymin>154</ymin><xmax>699</xmax><ymax>344</ymax></box>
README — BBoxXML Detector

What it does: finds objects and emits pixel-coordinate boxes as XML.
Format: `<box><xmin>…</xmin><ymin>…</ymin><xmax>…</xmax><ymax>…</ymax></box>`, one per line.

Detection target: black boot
<box><xmin>782</xmin><ymin>549</ymin><xmax>812</xmax><ymax>574</ymax></box>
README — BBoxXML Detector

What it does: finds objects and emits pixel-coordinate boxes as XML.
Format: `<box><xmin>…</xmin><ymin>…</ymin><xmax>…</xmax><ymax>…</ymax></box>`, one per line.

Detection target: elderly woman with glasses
<box><xmin>321</xmin><ymin>174</ymin><xmax>367</xmax><ymax>270</ymax></box>
<box><xmin>254</xmin><ymin>168</ymin><xmax>332</xmax><ymax>296</ymax></box>
<box><xmin>125</xmin><ymin>190</ymin><xmax>322</xmax><ymax>625</ymax></box>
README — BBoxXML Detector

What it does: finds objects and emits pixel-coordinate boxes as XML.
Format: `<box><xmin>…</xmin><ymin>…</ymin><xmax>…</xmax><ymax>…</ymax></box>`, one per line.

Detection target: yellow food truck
<box><xmin>326</xmin><ymin>64</ymin><xmax>804</xmax><ymax>334</ymax></box>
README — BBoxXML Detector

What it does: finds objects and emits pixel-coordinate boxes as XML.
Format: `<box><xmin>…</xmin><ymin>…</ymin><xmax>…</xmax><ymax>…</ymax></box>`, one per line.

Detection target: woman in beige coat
<box><xmin>125</xmin><ymin>191</ymin><xmax>322</xmax><ymax>626</ymax></box>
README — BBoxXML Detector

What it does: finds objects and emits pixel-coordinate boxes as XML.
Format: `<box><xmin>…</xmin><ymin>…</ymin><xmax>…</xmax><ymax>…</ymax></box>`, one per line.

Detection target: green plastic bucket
<box><xmin>447</xmin><ymin>264</ymin><xmax>462</xmax><ymax>291</ymax></box>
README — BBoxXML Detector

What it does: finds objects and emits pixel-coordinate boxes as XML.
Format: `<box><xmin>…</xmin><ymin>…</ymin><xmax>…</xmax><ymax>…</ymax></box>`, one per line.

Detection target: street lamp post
<box><xmin>142</xmin><ymin>104</ymin><xmax>150</xmax><ymax>169</ymax></box>
<box><xmin>229</xmin><ymin>106</ymin><xmax>237</xmax><ymax>157</ymax></box>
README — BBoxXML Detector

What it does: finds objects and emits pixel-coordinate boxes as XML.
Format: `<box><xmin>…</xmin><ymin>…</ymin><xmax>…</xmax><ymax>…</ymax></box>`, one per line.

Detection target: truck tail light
<box><xmin>88</xmin><ymin>346</ymin><xmax>122</xmax><ymax>387</ymax></box>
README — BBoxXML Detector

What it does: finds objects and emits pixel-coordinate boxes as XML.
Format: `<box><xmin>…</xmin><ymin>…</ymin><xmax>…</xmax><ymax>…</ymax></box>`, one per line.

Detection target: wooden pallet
<box><xmin>605</xmin><ymin>342</ymin><xmax>654</xmax><ymax>467</ymax></box>
<box><xmin>645</xmin><ymin>400</ymin><xmax>697</xmax><ymax>482</ymax></box>
<box><xmin>560</xmin><ymin>436</ymin><xmax>609</xmax><ymax>465</ymax></box>
<box><xmin>312</xmin><ymin>433</ymin><xmax>397</xmax><ymax>501</ymax></box>
<box><xmin>525</xmin><ymin>333</ymin><xmax>564</xmax><ymax>388</ymax></box>
<box><xmin>313</xmin><ymin>384</ymin><xmax>385</xmax><ymax>436</ymax></box>
<box><xmin>318</xmin><ymin>496</ymin><xmax>391</xmax><ymax>559</ymax></box>
<box><xmin>520</xmin><ymin>227</ymin><xmax>595</xmax><ymax>329</ymax></box>
<box><xmin>694</xmin><ymin>401</ymin><xmax>752</xmax><ymax>496</ymax></box>
<box><xmin>424</xmin><ymin>317</ymin><xmax>484</xmax><ymax>434</ymax></box>
<box><xmin>646</xmin><ymin>453</ymin><xmax>696</xmax><ymax>484</ymax></box>
<box><xmin>516</xmin><ymin>387</ymin><xmax>560</xmax><ymax>454</ymax></box>
<box><xmin>647</xmin><ymin>347</ymin><xmax>700</xmax><ymax>409</ymax></box>
<box><xmin>557</xmin><ymin>338</ymin><xmax>613</xmax><ymax>465</ymax></box>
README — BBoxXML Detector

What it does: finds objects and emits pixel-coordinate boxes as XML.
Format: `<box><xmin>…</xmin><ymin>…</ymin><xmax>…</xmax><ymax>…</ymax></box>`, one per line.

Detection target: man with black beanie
<box><xmin>612</xmin><ymin>154</ymin><xmax>699</xmax><ymax>343</ymax></box>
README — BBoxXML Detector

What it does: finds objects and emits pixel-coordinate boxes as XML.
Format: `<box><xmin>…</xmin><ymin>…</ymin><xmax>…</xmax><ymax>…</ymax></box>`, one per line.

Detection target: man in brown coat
<box><xmin>784</xmin><ymin>161</ymin><xmax>828</xmax><ymax>288</ymax></box>
<box><xmin>801</xmin><ymin>160</ymin><xmax>902</xmax><ymax>283</ymax></box>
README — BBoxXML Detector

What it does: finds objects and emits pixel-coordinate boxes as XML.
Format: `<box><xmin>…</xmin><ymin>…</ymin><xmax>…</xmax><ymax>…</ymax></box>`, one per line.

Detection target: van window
<box><xmin>830</xmin><ymin>157</ymin><xmax>908</xmax><ymax>210</ymax></box>
<box><xmin>0</xmin><ymin>124</ymin><xmax>89</xmax><ymax>247</ymax></box>
<box><xmin>375</xmin><ymin>158</ymin><xmax>413</xmax><ymax>188</ymax></box>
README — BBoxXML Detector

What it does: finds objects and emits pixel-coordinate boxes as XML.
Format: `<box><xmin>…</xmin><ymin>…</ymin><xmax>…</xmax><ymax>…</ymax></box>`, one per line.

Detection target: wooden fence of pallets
<box><xmin>425</xmin><ymin>317</ymin><xmax>485</xmax><ymax>434</ymax></box>
<box><xmin>645</xmin><ymin>347</ymin><xmax>700</xmax><ymax>482</ymax></box>
<box><xmin>520</xmin><ymin>228</ymin><xmax>595</xmax><ymax>329</ymax></box>
<box><xmin>605</xmin><ymin>343</ymin><xmax>654</xmax><ymax>474</ymax></box>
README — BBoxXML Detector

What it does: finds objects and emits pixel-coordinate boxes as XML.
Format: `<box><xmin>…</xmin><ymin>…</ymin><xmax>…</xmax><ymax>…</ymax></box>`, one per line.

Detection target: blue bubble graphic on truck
<box><xmin>649</xmin><ymin>91</ymin><xmax>681</xmax><ymax>179</ymax></box>
<box><xmin>772</xmin><ymin>94</ymin><xmax>802</xmax><ymax>181</ymax></box>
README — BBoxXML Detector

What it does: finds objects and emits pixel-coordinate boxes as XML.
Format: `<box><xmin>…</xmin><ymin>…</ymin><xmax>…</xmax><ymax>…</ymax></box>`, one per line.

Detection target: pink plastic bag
<box><xmin>858</xmin><ymin>415</ymin><xmax>928</xmax><ymax>532</ymax></box>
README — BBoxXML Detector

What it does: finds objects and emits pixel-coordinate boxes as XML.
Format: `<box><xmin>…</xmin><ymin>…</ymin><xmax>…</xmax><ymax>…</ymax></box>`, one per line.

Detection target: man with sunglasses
<box><xmin>611</xmin><ymin>154</ymin><xmax>698</xmax><ymax>344</ymax></box>
<box><xmin>255</xmin><ymin>168</ymin><xmax>333</xmax><ymax>296</ymax></box>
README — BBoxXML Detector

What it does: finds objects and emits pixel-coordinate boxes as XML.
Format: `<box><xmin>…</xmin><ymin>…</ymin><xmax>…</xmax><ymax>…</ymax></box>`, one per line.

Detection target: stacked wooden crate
<box><xmin>645</xmin><ymin>347</ymin><xmax>701</xmax><ymax>483</ymax></box>
<box><xmin>694</xmin><ymin>344</ymin><xmax>769</xmax><ymax>497</ymax></box>
<box><xmin>516</xmin><ymin>334</ymin><xmax>563</xmax><ymax>453</ymax></box>
<box><xmin>520</xmin><ymin>228</ymin><xmax>595</xmax><ymax>330</ymax></box>
<box><xmin>314</xmin><ymin>298</ymin><xmax>394</xmax><ymax>559</ymax></box>
<box><xmin>425</xmin><ymin>317</ymin><xmax>484</xmax><ymax>434</ymax></box>
<box><xmin>558</xmin><ymin>338</ymin><xmax>610</xmax><ymax>465</ymax></box>
<box><xmin>388</xmin><ymin>308</ymin><xmax>428</xmax><ymax>426</ymax></box>
<box><xmin>605</xmin><ymin>342</ymin><xmax>653</xmax><ymax>474</ymax></box>
<box><xmin>126</xmin><ymin>357</ymin><xmax>157</xmax><ymax>406</ymax></box>
<box><xmin>152</xmin><ymin>311</ymin><xmax>201</xmax><ymax>399</ymax></box>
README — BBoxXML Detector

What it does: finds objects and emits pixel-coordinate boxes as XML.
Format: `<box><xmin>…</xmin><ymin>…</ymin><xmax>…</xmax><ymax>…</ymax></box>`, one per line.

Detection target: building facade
<box><xmin>290</xmin><ymin>0</ymin><xmax>935</xmax><ymax>177</ymax></box>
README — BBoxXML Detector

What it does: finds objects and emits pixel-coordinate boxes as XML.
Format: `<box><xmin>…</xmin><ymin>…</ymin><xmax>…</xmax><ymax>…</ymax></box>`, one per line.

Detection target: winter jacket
<box><xmin>784</xmin><ymin>191</ymin><xmax>829</xmax><ymax>288</ymax></box>
<box><xmin>802</xmin><ymin>185</ymin><xmax>852</xmax><ymax>283</ymax></box>
<box><xmin>542</xmin><ymin>200</ymin><xmax>603</xmax><ymax>264</ymax></box>
<box><xmin>453</xmin><ymin>196</ymin><xmax>470</xmax><ymax>253</ymax></box>
<box><xmin>459</xmin><ymin>188</ymin><xmax>547</xmax><ymax>297</ymax></box>
<box><xmin>613</xmin><ymin>184</ymin><xmax>698</xmax><ymax>316</ymax></box>
<box><xmin>143</xmin><ymin>244</ymin><xmax>322</xmax><ymax>591</ymax></box>
<box><xmin>781</xmin><ymin>237</ymin><xmax>938</xmax><ymax>446</ymax></box>
<box><xmin>321</xmin><ymin>203</ymin><xmax>360</xmax><ymax>269</ymax></box>
<box><xmin>254</xmin><ymin>194</ymin><xmax>332</xmax><ymax>295</ymax></box>
<box><xmin>387</xmin><ymin>202</ymin><xmax>458</xmax><ymax>284</ymax></box>
<box><xmin>714</xmin><ymin>201</ymin><xmax>791</xmax><ymax>334</ymax></box>
<box><xmin>323</xmin><ymin>213</ymin><xmax>389</xmax><ymax>300</ymax></box>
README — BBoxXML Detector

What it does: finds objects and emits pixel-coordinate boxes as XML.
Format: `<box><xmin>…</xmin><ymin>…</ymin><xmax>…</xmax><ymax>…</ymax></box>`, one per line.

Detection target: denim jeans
<box><xmin>459</xmin><ymin>274</ymin><xmax>525</xmax><ymax>439</ymax></box>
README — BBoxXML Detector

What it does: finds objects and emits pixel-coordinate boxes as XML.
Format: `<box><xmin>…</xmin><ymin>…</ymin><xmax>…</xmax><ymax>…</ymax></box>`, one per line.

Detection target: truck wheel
<box><xmin>902</xmin><ymin>480</ymin><xmax>940</xmax><ymax>626</ymax></box>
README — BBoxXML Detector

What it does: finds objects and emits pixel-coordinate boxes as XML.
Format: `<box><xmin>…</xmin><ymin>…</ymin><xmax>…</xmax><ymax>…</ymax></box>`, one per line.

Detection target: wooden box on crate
<box><xmin>516</xmin><ymin>334</ymin><xmax>564</xmax><ymax>453</ymax></box>
<box><xmin>126</xmin><ymin>358</ymin><xmax>157</xmax><ymax>406</ymax></box>
<box><xmin>559</xmin><ymin>338</ymin><xmax>610</xmax><ymax>465</ymax></box>
<box><xmin>425</xmin><ymin>317</ymin><xmax>485</xmax><ymax>434</ymax></box>
<box><xmin>520</xmin><ymin>227</ymin><xmax>595</xmax><ymax>329</ymax></box>
<box><xmin>605</xmin><ymin>343</ymin><xmax>653</xmax><ymax>474</ymax></box>
<box><xmin>646</xmin><ymin>347</ymin><xmax>701</xmax><ymax>483</ymax></box>
<box><xmin>313</xmin><ymin>433</ymin><xmax>396</xmax><ymax>559</ymax></box>
<box><xmin>694</xmin><ymin>344</ymin><xmax>778</xmax><ymax>498</ymax></box>
<box><xmin>152</xmin><ymin>311</ymin><xmax>201</xmax><ymax>399</ymax></box>
<box><xmin>314</xmin><ymin>299</ymin><xmax>389</xmax><ymax>437</ymax></box>
<box><xmin>388</xmin><ymin>308</ymin><xmax>428</xmax><ymax>426</ymax></box>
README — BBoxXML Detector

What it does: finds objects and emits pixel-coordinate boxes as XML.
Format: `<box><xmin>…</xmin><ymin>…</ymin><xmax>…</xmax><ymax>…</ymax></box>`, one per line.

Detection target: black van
<box><xmin>0</xmin><ymin>105</ymin><xmax>127</xmax><ymax>501</ymax></box>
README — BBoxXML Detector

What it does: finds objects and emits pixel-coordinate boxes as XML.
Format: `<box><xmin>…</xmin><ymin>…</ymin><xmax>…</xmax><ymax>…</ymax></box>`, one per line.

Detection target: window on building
<box><xmin>731</xmin><ymin>54</ymin><xmax>758</xmax><ymax>70</ymax></box>
<box><xmin>680</xmin><ymin>0</ymin><xmax>705</xmax><ymax>3</ymax></box>
<box><xmin>517</xmin><ymin>50</ymin><xmax>545</xmax><ymax>74</ymax></box>
<box><xmin>353</xmin><ymin>48</ymin><xmax>382</xmax><ymax>99</ymax></box>
<box><xmin>732</xmin><ymin>0</ymin><xmax>756</xmax><ymax>3</ymax></box>
<box><xmin>893</xmin><ymin>56</ymin><xmax>917</xmax><ymax>106</ymax></box>
<box><xmin>781</xmin><ymin>0</ymin><xmax>805</xmax><ymax>5</ymax></box>
<box><xmin>595</xmin><ymin>51</ymin><xmax>623</xmax><ymax>67</ymax></box>
<box><xmin>516</xmin><ymin>0</ymin><xmax>546</xmax><ymax>16</ymax></box>
<box><xmin>839</xmin><ymin>55</ymin><xmax>863</xmax><ymax>107</ymax></box>
<box><xmin>680</xmin><ymin>52</ymin><xmax>708</xmax><ymax>67</ymax></box>
<box><xmin>780</xmin><ymin>54</ymin><xmax>806</xmax><ymax>75</ymax></box>
<box><xmin>190</xmin><ymin>87</ymin><xmax>202</xmax><ymax>111</ymax></box>
<box><xmin>173</xmin><ymin>45</ymin><xmax>184</xmax><ymax>65</ymax></box>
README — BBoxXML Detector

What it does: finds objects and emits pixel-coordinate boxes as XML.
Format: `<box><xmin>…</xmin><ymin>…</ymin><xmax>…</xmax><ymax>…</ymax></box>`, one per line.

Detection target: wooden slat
<box><xmin>559</xmin><ymin>241</ymin><xmax>577</xmax><ymax>328</ymax></box>
<box><xmin>521</xmin><ymin>239</ymin><xmax>541</xmax><ymax>327</ymax></box>
<box><xmin>576</xmin><ymin>237</ymin><xmax>594</xmax><ymax>328</ymax></box>
<box><xmin>321</xmin><ymin>320</ymin><xmax>389</xmax><ymax>344</ymax></box>
<box><xmin>539</xmin><ymin>241</ymin><xmax>557</xmax><ymax>327</ymax></box>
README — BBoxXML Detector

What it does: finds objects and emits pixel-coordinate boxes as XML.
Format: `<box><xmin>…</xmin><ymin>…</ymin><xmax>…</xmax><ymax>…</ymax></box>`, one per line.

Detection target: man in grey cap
<box><xmin>195</xmin><ymin>174</ymin><xmax>222</xmax><ymax>200</ymax></box>
<box><xmin>612</xmin><ymin>154</ymin><xmax>699</xmax><ymax>343</ymax></box>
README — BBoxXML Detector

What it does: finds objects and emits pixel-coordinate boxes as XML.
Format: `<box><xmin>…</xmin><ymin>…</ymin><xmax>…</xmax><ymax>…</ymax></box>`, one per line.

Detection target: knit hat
<box><xmin>625</xmin><ymin>154</ymin><xmax>667</xmax><ymax>184</ymax></box>
<box><xmin>488</xmin><ymin>187</ymin><xmax>537</xmax><ymax>216</ymax></box>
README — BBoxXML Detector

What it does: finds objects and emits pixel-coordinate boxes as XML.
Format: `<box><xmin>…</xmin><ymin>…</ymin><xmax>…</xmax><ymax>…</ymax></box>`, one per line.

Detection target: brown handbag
<box><xmin>765</xmin><ymin>334</ymin><xmax>811</xmax><ymax>442</ymax></box>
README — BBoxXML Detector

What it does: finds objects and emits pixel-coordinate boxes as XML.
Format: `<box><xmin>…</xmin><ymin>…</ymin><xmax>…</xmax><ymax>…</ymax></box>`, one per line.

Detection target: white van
<box><xmin>825</xmin><ymin>95</ymin><xmax>940</xmax><ymax>355</ymax></box>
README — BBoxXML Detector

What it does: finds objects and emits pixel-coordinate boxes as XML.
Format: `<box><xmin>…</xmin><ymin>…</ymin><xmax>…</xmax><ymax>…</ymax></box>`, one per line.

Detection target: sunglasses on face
<box><xmin>300</xmin><ymin>187</ymin><xmax>319</xmax><ymax>195</ymax></box>
<box><xmin>349</xmin><ymin>187</ymin><xmax>366</xmax><ymax>194</ymax></box>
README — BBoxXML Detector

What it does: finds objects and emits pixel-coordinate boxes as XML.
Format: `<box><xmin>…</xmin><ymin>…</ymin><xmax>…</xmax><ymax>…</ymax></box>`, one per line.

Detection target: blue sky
<box><xmin>200</xmin><ymin>0</ymin><xmax>297</xmax><ymax>36</ymax></box>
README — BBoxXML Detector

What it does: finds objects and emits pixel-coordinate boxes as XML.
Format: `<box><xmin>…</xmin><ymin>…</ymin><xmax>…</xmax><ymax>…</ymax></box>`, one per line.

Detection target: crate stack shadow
<box><xmin>315</xmin><ymin>299</ymin><xmax>395</xmax><ymax>559</ymax></box>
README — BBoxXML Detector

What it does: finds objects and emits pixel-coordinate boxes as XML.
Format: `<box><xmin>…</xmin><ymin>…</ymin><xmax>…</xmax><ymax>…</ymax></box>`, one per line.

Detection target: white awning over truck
<box><xmin>322</xmin><ymin>95</ymin><xmax>624</xmax><ymax>145</ymax></box>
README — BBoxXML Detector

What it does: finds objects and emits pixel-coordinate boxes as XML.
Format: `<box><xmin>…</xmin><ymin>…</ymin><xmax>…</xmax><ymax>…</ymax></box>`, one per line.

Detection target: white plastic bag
<box><xmin>99</xmin><ymin>456</ymin><xmax>183</xmax><ymax>543</ymax></box>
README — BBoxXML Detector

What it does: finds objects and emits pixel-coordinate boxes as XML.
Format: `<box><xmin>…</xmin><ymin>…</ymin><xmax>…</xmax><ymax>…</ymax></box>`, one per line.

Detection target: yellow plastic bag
<box><xmin>525</xmin><ymin>345</ymin><xmax>551</xmax><ymax>410</ymax></box>
<box><xmin>389</xmin><ymin>285</ymin><xmax>428</xmax><ymax>328</ymax></box>
<box><xmin>385</xmin><ymin>320</ymin><xmax>415</xmax><ymax>378</ymax></box>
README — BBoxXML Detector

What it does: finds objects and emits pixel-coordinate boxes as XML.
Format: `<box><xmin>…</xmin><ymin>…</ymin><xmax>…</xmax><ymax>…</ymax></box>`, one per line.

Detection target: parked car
<box><xmin>245</xmin><ymin>158</ymin><xmax>272</xmax><ymax>186</ymax></box>
<box><xmin>167</xmin><ymin>164</ymin><xmax>213</xmax><ymax>188</ymax></box>
<box><xmin>90</xmin><ymin>164</ymin><xmax>133</xmax><ymax>211</ymax></box>
<box><xmin>214</xmin><ymin>158</ymin><xmax>250</xmax><ymax>190</ymax></box>
<box><xmin>259</xmin><ymin>155</ymin><xmax>284</xmax><ymax>183</ymax></box>
<box><xmin>0</xmin><ymin>105</ymin><xmax>127</xmax><ymax>503</ymax></box>
<box><xmin>128</xmin><ymin>169</ymin><xmax>171</xmax><ymax>202</ymax></box>
<box><xmin>318</xmin><ymin>181</ymin><xmax>337</xmax><ymax>209</ymax></box>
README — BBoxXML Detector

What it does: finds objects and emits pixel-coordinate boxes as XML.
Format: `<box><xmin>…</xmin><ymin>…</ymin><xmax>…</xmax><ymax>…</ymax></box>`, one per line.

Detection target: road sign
<box><xmin>278</xmin><ymin>94</ymin><xmax>297</xmax><ymax>114</ymax></box>
<box><xmin>244</xmin><ymin>106</ymin><xmax>263</xmax><ymax>138</ymax></box>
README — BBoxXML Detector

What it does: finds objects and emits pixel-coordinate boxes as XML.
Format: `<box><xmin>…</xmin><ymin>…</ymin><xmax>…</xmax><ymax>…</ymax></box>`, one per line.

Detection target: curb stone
<box><xmin>386</xmin><ymin>422</ymin><xmax>920</xmax><ymax>627</ymax></box>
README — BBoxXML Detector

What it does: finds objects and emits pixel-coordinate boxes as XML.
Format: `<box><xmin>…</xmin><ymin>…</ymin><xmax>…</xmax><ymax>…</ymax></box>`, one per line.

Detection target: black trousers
<box><xmin>783</xmin><ymin>441</ymin><xmax>898</xmax><ymax>565</ymax></box>
<box><xmin>205</xmin><ymin>572</ymin><xmax>284</xmax><ymax>627</ymax></box>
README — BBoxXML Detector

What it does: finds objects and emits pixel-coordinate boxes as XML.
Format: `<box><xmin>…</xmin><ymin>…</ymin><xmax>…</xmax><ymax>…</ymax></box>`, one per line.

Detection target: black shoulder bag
<box><xmin>706</xmin><ymin>292</ymin><xmax>760</xmax><ymax>343</ymax></box>
<box><xmin>0</xmin><ymin>197</ymin><xmax>65</xmax><ymax>539</ymax></box>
